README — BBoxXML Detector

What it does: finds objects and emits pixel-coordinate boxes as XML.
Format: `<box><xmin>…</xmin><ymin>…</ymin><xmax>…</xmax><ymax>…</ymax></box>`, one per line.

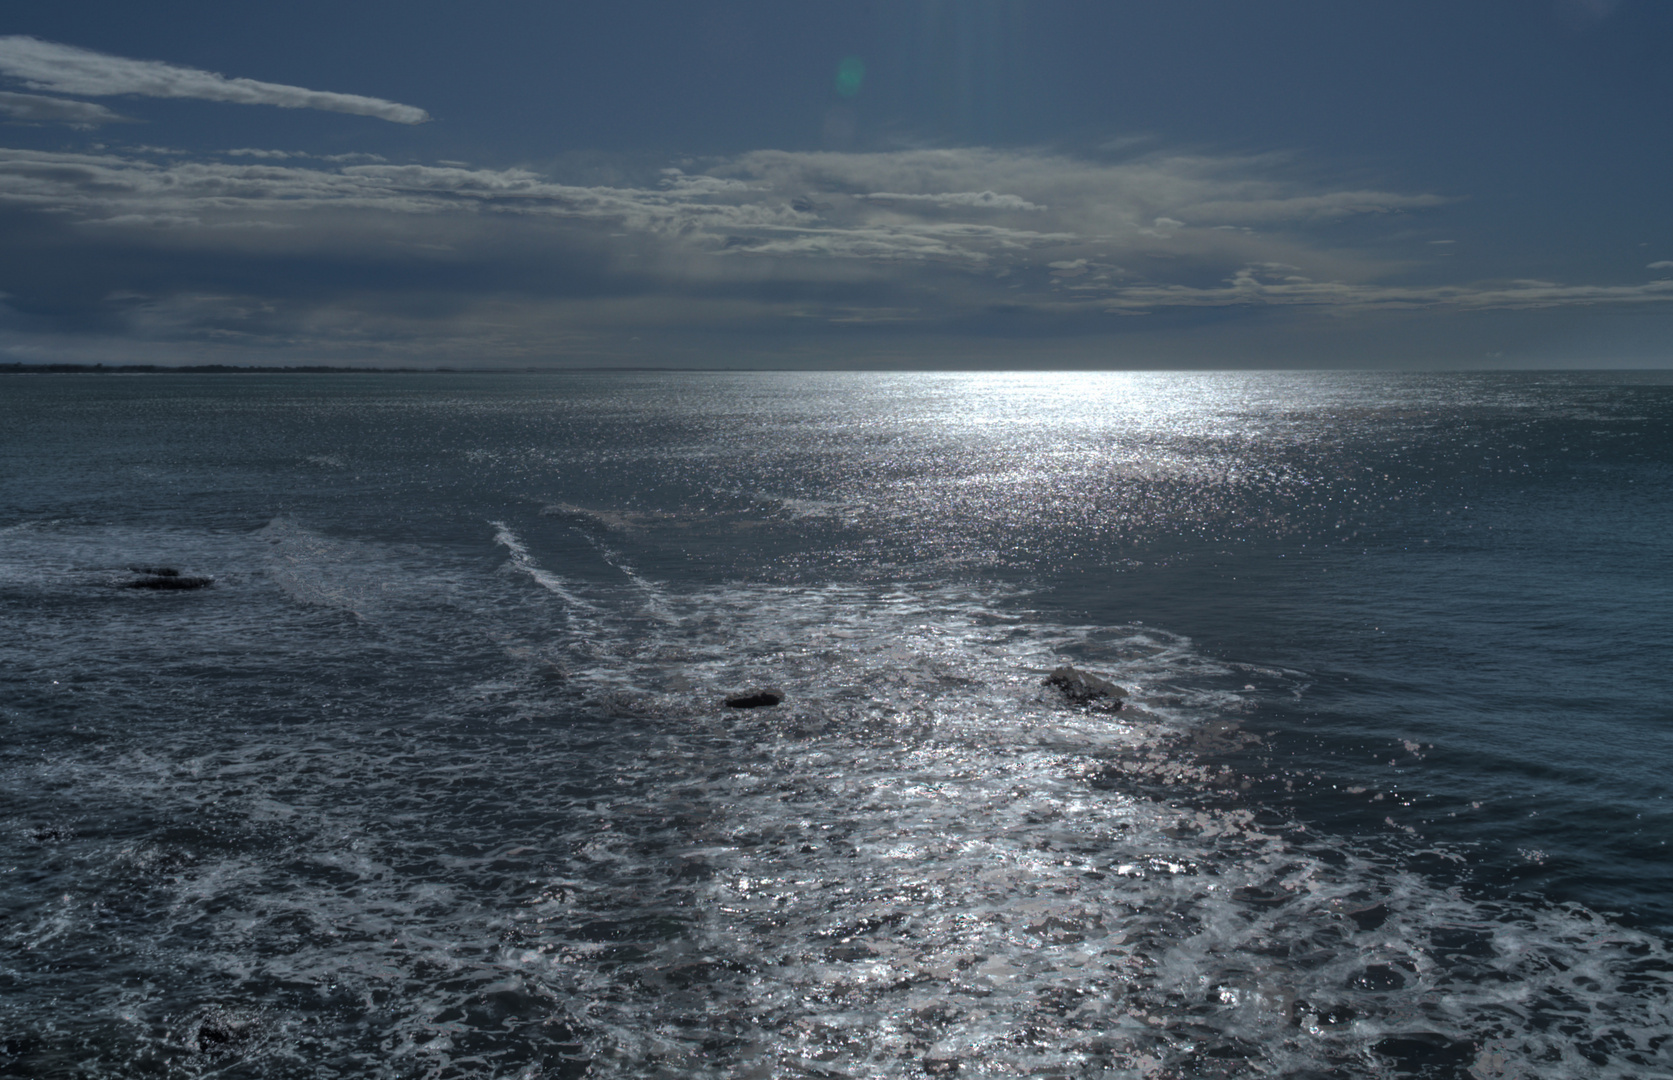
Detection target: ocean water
<box><xmin>1</xmin><ymin>370</ymin><xmax>1669</xmax><ymax>1079</ymax></box>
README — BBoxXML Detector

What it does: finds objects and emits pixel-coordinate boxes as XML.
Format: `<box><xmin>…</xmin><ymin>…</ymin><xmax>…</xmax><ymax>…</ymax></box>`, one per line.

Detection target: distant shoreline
<box><xmin>5</xmin><ymin>362</ymin><xmax>1668</xmax><ymax>376</ymax></box>
<box><xmin>0</xmin><ymin>363</ymin><xmax>692</xmax><ymax>375</ymax></box>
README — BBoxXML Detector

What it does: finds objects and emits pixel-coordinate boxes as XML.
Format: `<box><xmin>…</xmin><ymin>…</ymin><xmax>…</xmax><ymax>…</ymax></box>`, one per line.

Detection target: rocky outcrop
<box><xmin>1044</xmin><ymin>665</ymin><xmax>1125</xmax><ymax>709</ymax></box>
<box><xmin>187</xmin><ymin>1009</ymin><xmax>258</xmax><ymax>1056</ymax></box>
<box><xmin>725</xmin><ymin>688</ymin><xmax>785</xmax><ymax>709</ymax></box>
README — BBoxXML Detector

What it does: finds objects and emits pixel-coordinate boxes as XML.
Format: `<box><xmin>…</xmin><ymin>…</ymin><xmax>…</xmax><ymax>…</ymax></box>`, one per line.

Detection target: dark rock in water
<box><xmin>1044</xmin><ymin>665</ymin><xmax>1125</xmax><ymax>708</ymax></box>
<box><xmin>25</xmin><ymin>823</ymin><xmax>74</xmax><ymax>845</ymax></box>
<box><xmin>188</xmin><ymin>1009</ymin><xmax>256</xmax><ymax>1055</ymax></box>
<box><xmin>125</xmin><ymin>573</ymin><xmax>213</xmax><ymax>591</ymax></box>
<box><xmin>923</xmin><ymin>1058</ymin><xmax>961</xmax><ymax>1075</ymax></box>
<box><xmin>0</xmin><ymin>1034</ymin><xmax>46</xmax><ymax>1068</ymax></box>
<box><xmin>725</xmin><ymin>688</ymin><xmax>784</xmax><ymax>709</ymax></box>
<box><xmin>129</xmin><ymin>565</ymin><xmax>180</xmax><ymax>577</ymax></box>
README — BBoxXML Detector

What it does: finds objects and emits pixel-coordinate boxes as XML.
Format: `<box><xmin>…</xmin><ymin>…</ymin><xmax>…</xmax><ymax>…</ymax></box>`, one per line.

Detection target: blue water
<box><xmin>2</xmin><ymin>371</ymin><xmax>1669</xmax><ymax>1077</ymax></box>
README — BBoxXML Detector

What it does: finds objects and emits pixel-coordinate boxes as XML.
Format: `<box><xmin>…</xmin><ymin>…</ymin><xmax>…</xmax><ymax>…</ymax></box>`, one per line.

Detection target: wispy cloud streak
<box><xmin>1091</xmin><ymin>265</ymin><xmax>1673</xmax><ymax>314</ymax></box>
<box><xmin>0</xmin><ymin>90</ymin><xmax>131</xmax><ymax>128</ymax></box>
<box><xmin>0</xmin><ymin>37</ymin><xmax>428</xmax><ymax>124</ymax></box>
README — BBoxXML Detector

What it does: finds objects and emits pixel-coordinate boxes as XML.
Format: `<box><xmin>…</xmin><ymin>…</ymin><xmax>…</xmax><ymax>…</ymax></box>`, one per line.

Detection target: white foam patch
<box><xmin>760</xmin><ymin>493</ymin><xmax>870</xmax><ymax>522</ymax></box>
<box><xmin>491</xmin><ymin>520</ymin><xmax>597</xmax><ymax>614</ymax></box>
<box><xmin>257</xmin><ymin>518</ymin><xmax>391</xmax><ymax>617</ymax></box>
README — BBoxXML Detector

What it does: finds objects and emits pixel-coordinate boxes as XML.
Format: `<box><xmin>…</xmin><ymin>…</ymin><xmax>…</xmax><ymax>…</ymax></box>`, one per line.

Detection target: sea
<box><xmin>1</xmin><ymin>370</ymin><xmax>1669</xmax><ymax>1079</ymax></box>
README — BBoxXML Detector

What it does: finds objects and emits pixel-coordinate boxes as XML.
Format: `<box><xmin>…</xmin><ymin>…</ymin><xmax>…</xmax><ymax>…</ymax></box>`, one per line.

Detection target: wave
<box><xmin>4</xmin><ymin>519</ymin><xmax>1667</xmax><ymax>1078</ymax></box>
<box><xmin>490</xmin><ymin>520</ymin><xmax>598</xmax><ymax>614</ymax></box>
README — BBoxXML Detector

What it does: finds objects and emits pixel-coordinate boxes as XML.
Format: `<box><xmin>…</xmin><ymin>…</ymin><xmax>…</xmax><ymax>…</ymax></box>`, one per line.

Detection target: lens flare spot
<box><xmin>835</xmin><ymin>56</ymin><xmax>866</xmax><ymax>98</ymax></box>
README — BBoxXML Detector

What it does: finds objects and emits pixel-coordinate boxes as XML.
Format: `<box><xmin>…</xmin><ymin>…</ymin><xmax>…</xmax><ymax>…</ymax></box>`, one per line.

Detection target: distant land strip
<box><xmin>0</xmin><ymin>363</ymin><xmax>709</xmax><ymax>374</ymax></box>
<box><xmin>2</xmin><ymin>362</ymin><xmax>436</xmax><ymax>374</ymax></box>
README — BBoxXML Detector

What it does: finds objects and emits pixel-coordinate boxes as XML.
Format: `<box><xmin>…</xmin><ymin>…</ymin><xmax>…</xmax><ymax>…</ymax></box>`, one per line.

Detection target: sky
<box><xmin>1</xmin><ymin>0</ymin><xmax>1670</xmax><ymax>369</ymax></box>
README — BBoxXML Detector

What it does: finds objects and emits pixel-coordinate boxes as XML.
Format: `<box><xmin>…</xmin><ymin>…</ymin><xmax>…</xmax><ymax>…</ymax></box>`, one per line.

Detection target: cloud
<box><xmin>224</xmin><ymin>148</ymin><xmax>387</xmax><ymax>163</ymax></box>
<box><xmin>2</xmin><ymin>141</ymin><xmax>1671</xmax><ymax>365</ymax></box>
<box><xmin>1649</xmin><ymin>261</ymin><xmax>1673</xmax><ymax>271</ymax></box>
<box><xmin>720</xmin><ymin>148</ymin><xmax>1451</xmax><ymax>234</ymax></box>
<box><xmin>0</xmin><ymin>143</ymin><xmax>1449</xmax><ymax>273</ymax></box>
<box><xmin>0</xmin><ymin>144</ymin><xmax>1648</xmax><ymax>312</ymax></box>
<box><xmin>856</xmin><ymin>190</ymin><xmax>1047</xmax><ymax>211</ymax></box>
<box><xmin>0</xmin><ymin>37</ymin><xmax>428</xmax><ymax>124</ymax></box>
<box><xmin>1180</xmin><ymin>190</ymin><xmax>1449</xmax><ymax>222</ymax></box>
<box><xmin>0</xmin><ymin>90</ymin><xmax>132</xmax><ymax>128</ymax></box>
<box><xmin>1088</xmin><ymin>264</ymin><xmax>1673</xmax><ymax>314</ymax></box>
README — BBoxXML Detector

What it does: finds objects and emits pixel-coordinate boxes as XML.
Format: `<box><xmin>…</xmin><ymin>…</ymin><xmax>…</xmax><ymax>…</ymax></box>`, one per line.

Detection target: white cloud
<box><xmin>4</xmin><ymin>140</ymin><xmax>1672</xmax><ymax>360</ymax></box>
<box><xmin>0</xmin><ymin>37</ymin><xmax>428</xmax><ymax>124</ymax></box>
<box><xmin>0</xmin><ymin>90</ymin><xmax>131</xmax><ymax>127</ymax></box>
<box><xmin>720</xmin><ymin>148</ymin><xmax>1450</xmax><ymax>236</ymax></box>
<box><xmin>1138</xmin><ymin>215</ymin><xmax>1186</xmax><ymax>238</ymax></box>
<box><xmin>0</xmin><ymin>148</ymin><xmax>1064</xmax><ymax>265</ymax></box>
<box><xmin>223</xmin><ymin>148</ymin><xmax>386</xmax><ymax>162</ymax></box>
<box><xmin>1090</xmin><ymin>264</ymin><xmax>1673</xmax><ymax>314</ymax></box>
<box><xmin>0</xmin><ymin>145</ymin><xmax>1569</xmax><ymax>296</ymax></box>
<box><xmin>1182</xmin><ymin>189</ymin><xmax>1448</xmax><ymax>222</ymax></box>
<box><xmin>856</xmin><ymin>190</ymin><xmax>1046</xmax><ymax>211</ymax></box>
<box><xmin>1649</xmin><ymin>261</ymin><xmax>1673</xmax><ymax>271</ymax></box>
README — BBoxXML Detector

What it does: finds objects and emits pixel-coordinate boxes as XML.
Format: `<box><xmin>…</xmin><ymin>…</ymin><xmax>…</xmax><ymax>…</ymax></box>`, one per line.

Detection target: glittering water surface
<box><xmin>2</xmin><ymin>372</ymin><xmax>1670</xmax><ymax>1078</ymax></box>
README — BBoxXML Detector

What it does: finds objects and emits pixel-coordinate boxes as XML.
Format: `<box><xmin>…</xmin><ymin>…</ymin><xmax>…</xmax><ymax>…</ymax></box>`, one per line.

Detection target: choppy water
<box><xmin>2</xmin><ymin>371</ymin><xmax>1670</xmax><ymax>1078</ymax></box>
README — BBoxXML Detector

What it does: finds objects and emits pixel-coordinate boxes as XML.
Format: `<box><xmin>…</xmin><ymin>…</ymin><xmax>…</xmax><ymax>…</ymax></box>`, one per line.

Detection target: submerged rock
<box><xmin>725</xmin><ymin>688</ymin><xmax>785</xmax><ymax>709</ymax></box>
<box><xmin>125</xmin><ymin>572</ymin><xmax>214</xmax><ymax>591</ymax></box>
<box><xmin>24</xmin><ymin>823</ymin><xmax>74</xmax><ymax>845</ymax></box>
<box><xmin>1043</xmin><ymin>665</ymin><xmax>1125</xmax><ymax>709</ymax></box>
<box><xmin>187</xmin><ymin>1009</ymin><xmax>258</xmax><ymax>1055</ymax></box>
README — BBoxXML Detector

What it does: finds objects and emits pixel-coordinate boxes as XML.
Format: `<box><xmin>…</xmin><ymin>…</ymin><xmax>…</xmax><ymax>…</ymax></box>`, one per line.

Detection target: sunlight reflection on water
<box><xmin>1</xmin><ymin>371</ymin><xmax>1669</xmax><ymax>1077</ymax></box>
